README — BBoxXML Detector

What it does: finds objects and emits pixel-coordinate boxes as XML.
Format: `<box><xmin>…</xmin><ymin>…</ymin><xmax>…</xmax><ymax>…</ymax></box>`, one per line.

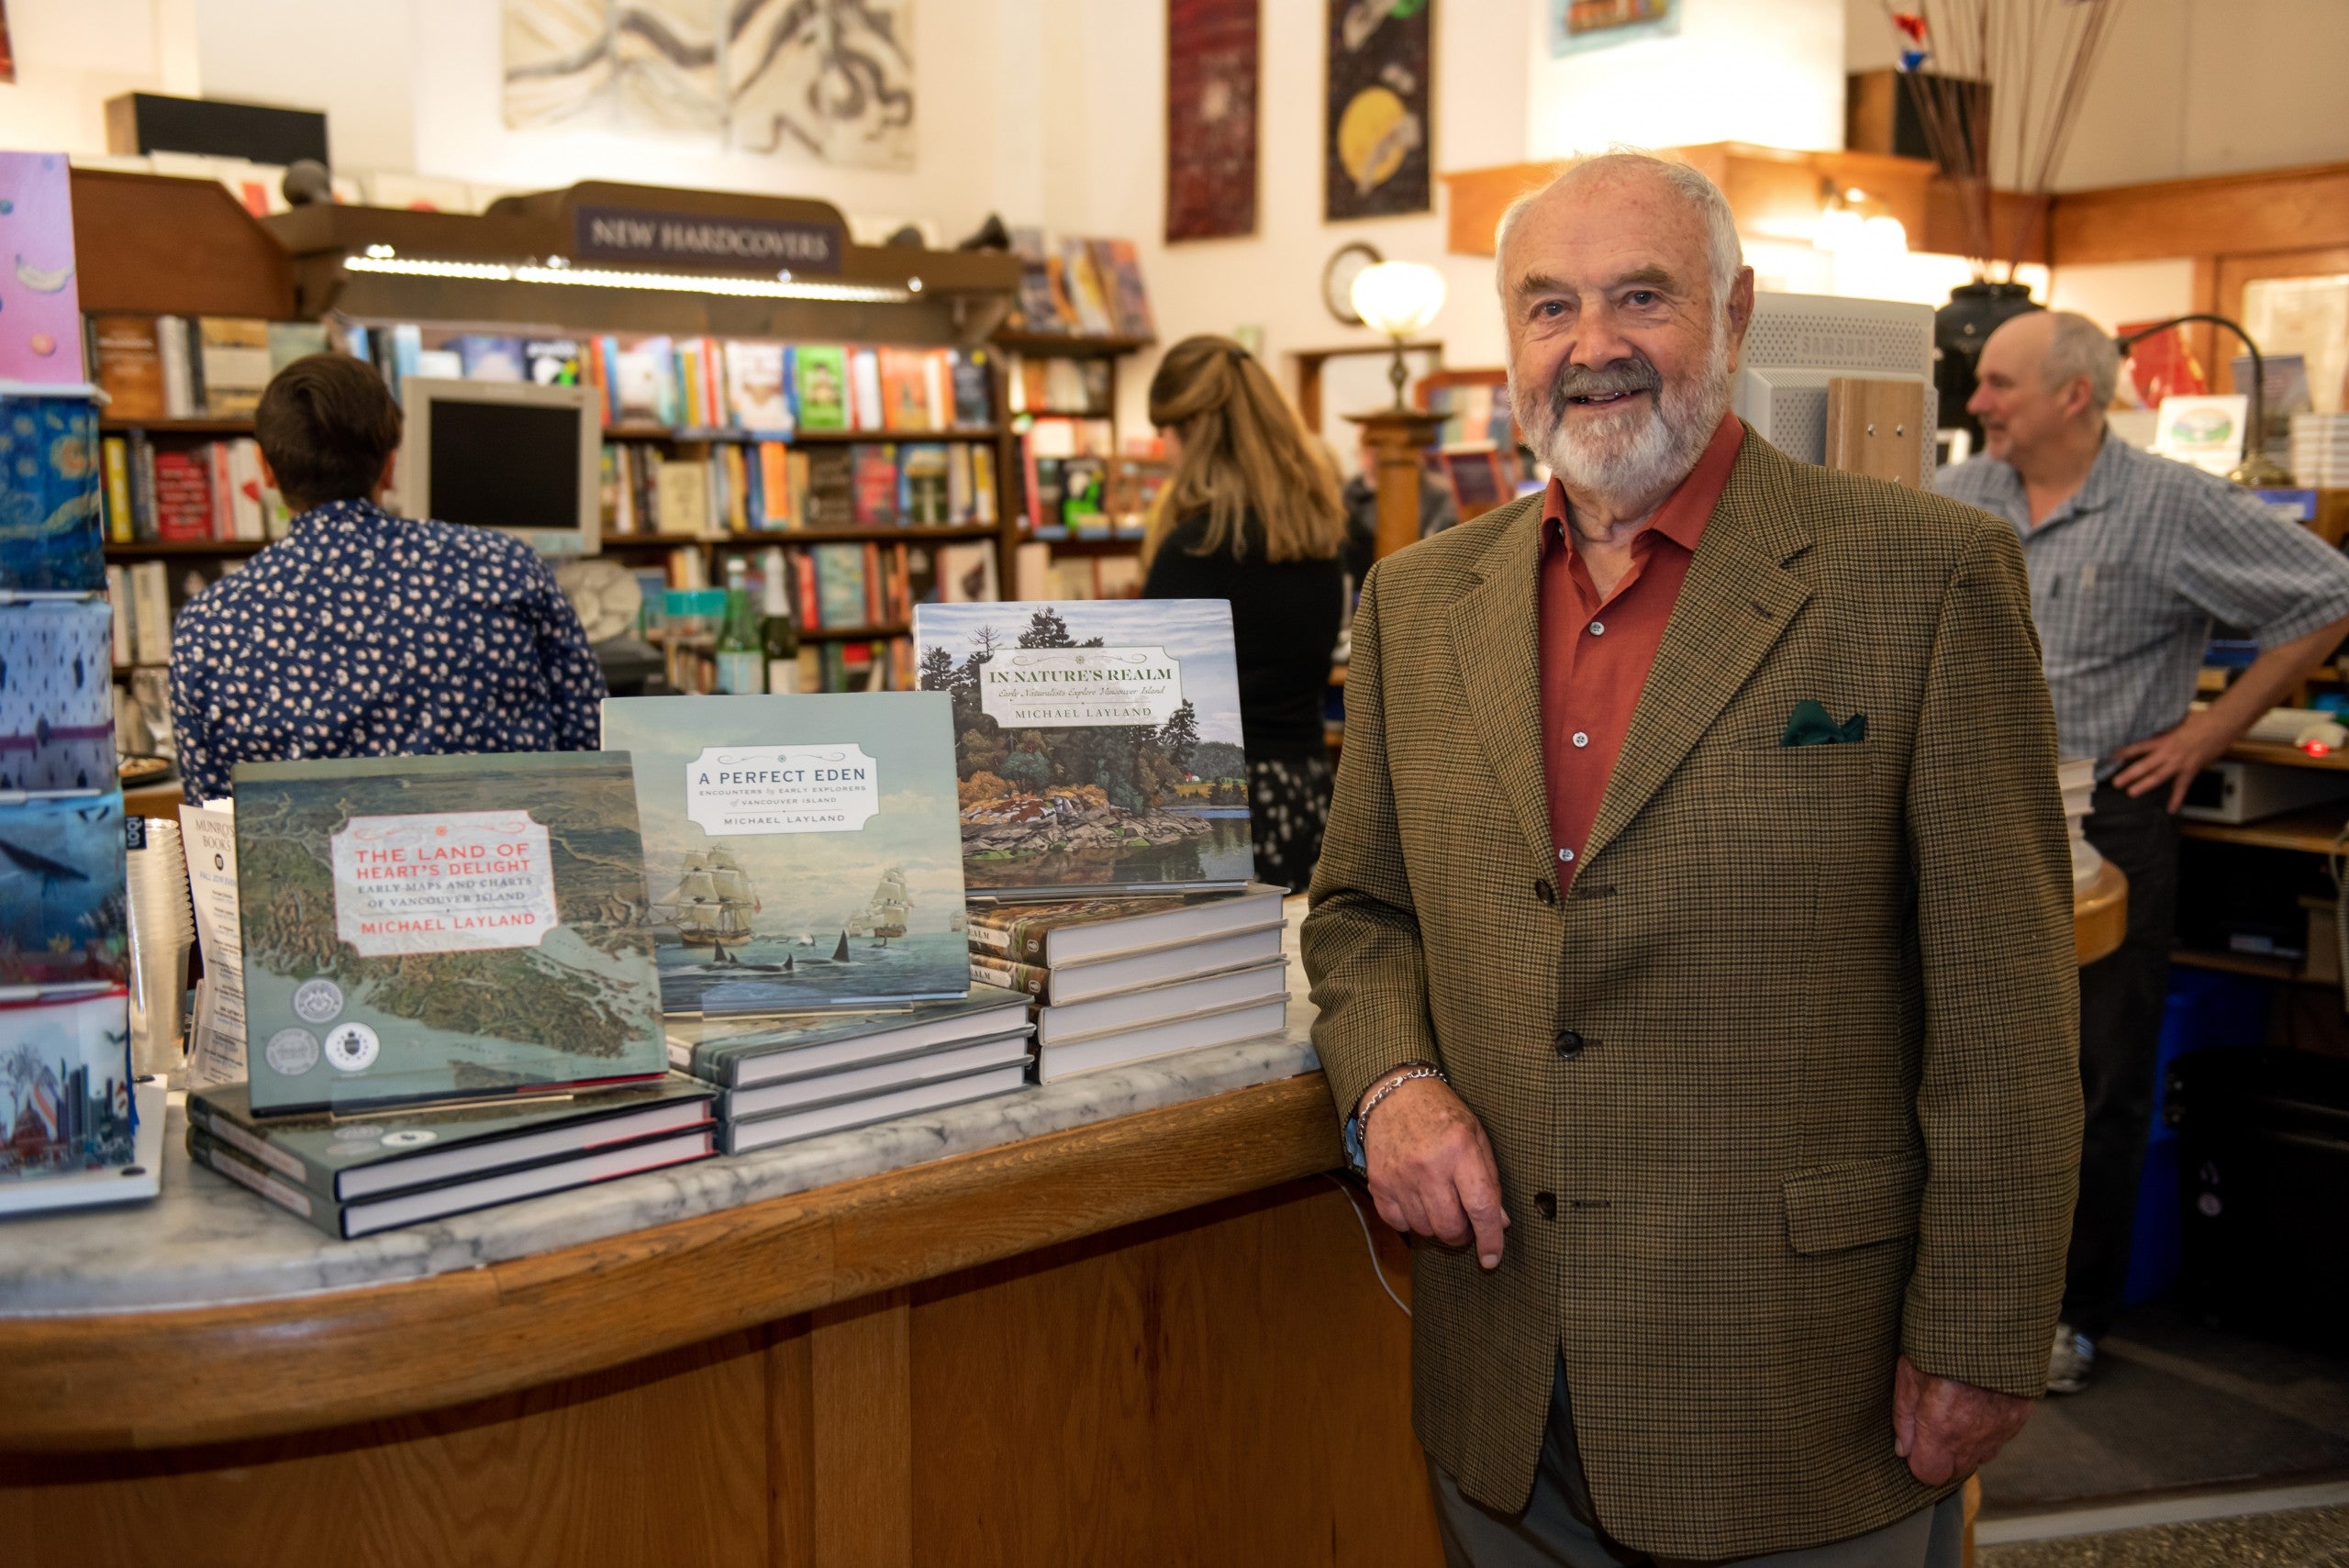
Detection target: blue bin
<box><xmin>2121</xmin><ymin>966</ymin><xmax>2268</xmax><ymax>1306</ymax></box>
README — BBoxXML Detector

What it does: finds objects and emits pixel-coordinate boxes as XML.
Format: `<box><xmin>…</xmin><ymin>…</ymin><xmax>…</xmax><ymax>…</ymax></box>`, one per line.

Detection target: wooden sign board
<box><xmin>1825</xmin><ymin>377</ymin><xmax>1928</xmax><ymax>488</ymax></box>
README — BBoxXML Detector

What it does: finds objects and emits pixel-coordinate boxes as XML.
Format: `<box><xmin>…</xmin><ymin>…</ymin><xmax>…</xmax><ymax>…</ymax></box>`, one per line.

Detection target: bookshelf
<box><xmin>996</xmin><ymin>331</ymin><xmax>1156</xmax><ymax>578</ymax></box>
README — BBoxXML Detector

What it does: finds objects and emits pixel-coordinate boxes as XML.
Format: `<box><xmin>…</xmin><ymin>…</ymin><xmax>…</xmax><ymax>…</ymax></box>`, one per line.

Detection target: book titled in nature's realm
<box><xmin>913</xmin><ymin>599</ymin><xmax>1253</xmax><ymax>897</ymax></box>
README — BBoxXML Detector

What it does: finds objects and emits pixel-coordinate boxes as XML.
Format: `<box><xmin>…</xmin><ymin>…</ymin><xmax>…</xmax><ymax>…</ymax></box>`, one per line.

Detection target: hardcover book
<box><xmin>0</xmin><ymin>987</ymin><xmax>135</xmax><ymax>1183</ymax></box>
<box><xmin>0</xmin><ymin>595</ymin><xmax>116</xmax><ymax>792</ymax></box>
<box><xmin>89</xmin><ymin>315</ymin><xmax>166</xmax><ymax>420</ymax></box>
<box><xmin>665</xmin><ymin>984</ymin><xmax>1030</xmax><ymax>1086</ymax></box>
<box><xmin>267</xmin><ymin>321</ymin><xmax>330</xmax><ymax>373</ymax></box>
<box><xmin>599</xmin><ymin>692</ymin><xmax>971</xmax><ymax>1016</ymax></box>
<box><xmin>195</xmin><ymin>317</ymin><xmax>273</xmax><ymax>417</ymax></box>
<box><xmin>725</xmin><ymin>340</ymin><xmax>792</xmax><ymax>433</ymax></box>
<box><xmin>794</xmin><ymin>346</ymin><xmax>851</xmax><ymax>431</ymax></box>
<box><xmin>186</xmin><ymin>1073</ymin><xmax>715</xmax><ymax>1202</ymax></box>
<box><xmin>912</xmin><ymin>599</ymin><xmax>1253</xmax><ymax>895</ymax></box>
<box><xmin>232</xmin><ymin>751</ymin><xmax>668</xmax><ymax>1114</ymax></box>
<box><xmin>0</xmin><ymin>391</ymin><xmax>105</xmax><ymax>594</ymax></box>
<box><xmin>453</xmin><ymin>334</ymin><xmax>527</xmax><ymax>382</ymax></box>
<box><xmin>949</xmin><ymin>349</ymin><xmax>995</xmax><ymax>428</ymax></box>
<box><xmin>0</xmin><ymin>790</ymin><xmax>128</xmax><ymax>991</ymax></box>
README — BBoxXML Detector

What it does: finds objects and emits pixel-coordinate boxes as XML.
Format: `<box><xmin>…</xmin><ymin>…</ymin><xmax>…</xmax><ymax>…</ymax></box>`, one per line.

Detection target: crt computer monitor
<box><xmin>1733</xmin><ymin>292</ymin><xmax>1939</xmax><ymax>477</ymax></box>
<box><xmin>394</xmin><ymin>377</ymin><xmax>603</xmax><ymax>555</ymax></box>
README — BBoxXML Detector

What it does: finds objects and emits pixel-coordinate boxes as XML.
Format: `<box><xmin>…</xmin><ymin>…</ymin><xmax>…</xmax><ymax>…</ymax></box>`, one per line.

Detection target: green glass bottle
<box><xmin>715</xmin><ymin>556</ymin><xmax>764</xmax><ymax>695</ymax></box>
<box><xmin>762</xmin><ymin>552</ymin><xmax>801</xmax><ymax>695</ymax></box>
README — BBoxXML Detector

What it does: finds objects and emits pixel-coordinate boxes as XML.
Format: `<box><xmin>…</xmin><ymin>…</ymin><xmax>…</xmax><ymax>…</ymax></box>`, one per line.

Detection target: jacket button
<box><xmin>1535</xmin><ymin>1192</ymin><xmax>1557</xmax><ymax>1219</ymax></box>
<box><xmin>1553</xmin><ymin>1029</ymin><xmax>1586</xmax><ymax>1060</ymax></box>
<box><xmin>1533</xmin><ymin>879</ymin><xmax>1557</xmax><ymax>906</ymax></box>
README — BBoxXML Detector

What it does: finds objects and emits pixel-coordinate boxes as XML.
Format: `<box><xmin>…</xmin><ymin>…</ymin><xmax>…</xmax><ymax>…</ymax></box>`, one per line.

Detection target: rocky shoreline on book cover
<box><xmin>231</xmin><ymin>752</ymin><xmax>667</xmax><ymax>1115</ymax></box>
<box><xmin>912</xmin><ymin>600</ymin><xmax>1253</xmax><ymax>896</ymax></box>
<box><xmin>600</xmin><ymin>692</ymin><xmax>971</xmax><ymax>1017</ymax></box>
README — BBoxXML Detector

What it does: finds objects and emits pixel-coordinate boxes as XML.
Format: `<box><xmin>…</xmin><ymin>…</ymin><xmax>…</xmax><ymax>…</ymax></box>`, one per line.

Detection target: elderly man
<box><xmin>1938</xmin><ymin>313</ymin><xmax>2349</xmax><ymax>1394</ymax></box>
<box><xmin>1301</xmin><ymin>152</ymin><xmax>2082</xmax><ymax>1566</ymax></box>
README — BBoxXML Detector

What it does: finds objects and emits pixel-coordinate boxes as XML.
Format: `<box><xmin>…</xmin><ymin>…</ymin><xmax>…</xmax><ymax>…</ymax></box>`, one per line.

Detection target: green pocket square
<box><xmin>1781</xmin><ymin>700</ymin><xmax>1867</xmax><ymax>746</ymax></box>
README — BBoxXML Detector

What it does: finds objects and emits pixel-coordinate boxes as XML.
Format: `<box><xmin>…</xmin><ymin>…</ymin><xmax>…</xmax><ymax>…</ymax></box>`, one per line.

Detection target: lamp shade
<box><xmin>1351</xmin><ymin>261</ymin><xmax>1446</xmax><ymax>339</ymax></box>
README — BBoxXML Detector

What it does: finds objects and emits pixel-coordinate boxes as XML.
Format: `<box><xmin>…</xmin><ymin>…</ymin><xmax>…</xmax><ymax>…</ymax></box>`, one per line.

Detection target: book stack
<box><xmin>665</xmin><ymin>989</ymin><xmax>1034</xmax><ymax>1154</ymax></box>
<box><xmin>970</xmin><ymin>887</ymin><xmax>1289</xmax><ymax>1082</ymax></box>
<box><xmin>602</xmin><ymin>692</ymin><xmax>1034</xmax><ymax>1153</ymax></box>
<box><xmin>184</xmin><ymin>751</ymin><xmax>716</xmax><ymax>1238</ymax></box>
<box><xmin>2289</xmin><ymin>413</ymin><xmax>2349</xmax><ymax>487</ymax></box>
<box><xmin>916</xmin><ymin>598</ymin><xmax>1291</xmax><ymax>1080</ymax></box>
<box><xmin>0</xmin><ymin>377</ymin><xmax>155</xmax><ymax>1218</ymax></box>
<box><xmin>106</xmin><ymin>558</ymin><xmax>243</xmax><ymax>673</ymax></box>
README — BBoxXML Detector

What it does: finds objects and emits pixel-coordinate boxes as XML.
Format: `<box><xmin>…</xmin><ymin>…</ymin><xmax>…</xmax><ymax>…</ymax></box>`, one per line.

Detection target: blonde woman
<box><xmin>1141</xmin><ymin>335</ymin><xmax>1347</xmax><ymax>891</ymax></box>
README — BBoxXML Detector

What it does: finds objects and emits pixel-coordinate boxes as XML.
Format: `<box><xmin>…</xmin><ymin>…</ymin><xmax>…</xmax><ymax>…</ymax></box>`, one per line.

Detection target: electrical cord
<box><xmin>1326</xmin><ymin>1173</ymin><xmax>1411</xmax><ymax>1318</ymax></box>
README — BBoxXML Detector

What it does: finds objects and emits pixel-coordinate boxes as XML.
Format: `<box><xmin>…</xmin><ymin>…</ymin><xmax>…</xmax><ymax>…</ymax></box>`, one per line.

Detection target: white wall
<box><xmin>0</xmin><ymin>0</ymin><xmax>197</xmax><ymax>154</ymax></box>
<box><xmin>1031</xmin><ymin>0</ymin><xmax>1527</xmax><ymax>445</ymax></box>
<box><xmin>1843</xmin><ymin>0</ymin><xmax>2349</xmax><ymax>192</ymax></box>
<box><xmin>1528</xmin><ymin>0</ymin><xmax>1845</xmax><ymax>161</ymax></box>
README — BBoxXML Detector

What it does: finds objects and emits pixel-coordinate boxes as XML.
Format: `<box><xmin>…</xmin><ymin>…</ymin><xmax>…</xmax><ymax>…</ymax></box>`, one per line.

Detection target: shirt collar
<box><xmin>1987</xmin><ymin>431</ymin><xmax>2124</xmax><ymax>534</ymax></box>
<box><xmin>290</xmin><ymin>496</ymin><xmax>395</xmax><ymax>535</ymax></box>
<box><xmin>1542</xmin><ymin>409</ymin><xmax>1743</xmax><ymax>554</ymax></box>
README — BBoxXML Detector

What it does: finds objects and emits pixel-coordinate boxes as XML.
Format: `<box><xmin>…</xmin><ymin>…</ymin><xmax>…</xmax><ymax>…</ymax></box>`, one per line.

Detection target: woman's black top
<box><xmin>1141</xmin><ymin>511</ymin><xmax>1343</xmax><ymax>763</ymax></box>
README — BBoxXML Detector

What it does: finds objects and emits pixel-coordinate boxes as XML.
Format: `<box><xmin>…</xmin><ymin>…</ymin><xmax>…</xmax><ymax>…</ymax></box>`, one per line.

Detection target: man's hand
<box><xmin>1892</xmin><ymin>1354</ymin><xmax>2032</xmax><ymax>1485</ymax></box>
<box><xmin>2110</xmin><ymin>706</ymin><xmax>2232</xmax><ymax>811</ymax></box>
<box><xmin>1362</xmin><ymin>1075</ymin><xmax>1509</xmax><ymax>1269</ymax></box>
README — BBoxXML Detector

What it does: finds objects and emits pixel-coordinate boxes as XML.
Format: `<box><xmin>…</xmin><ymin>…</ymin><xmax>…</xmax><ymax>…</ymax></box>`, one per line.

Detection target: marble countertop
<box><xmin>1</xmin><ymin>916</ymin><xmax>1324</xmax><ymax>1318</ymax></box>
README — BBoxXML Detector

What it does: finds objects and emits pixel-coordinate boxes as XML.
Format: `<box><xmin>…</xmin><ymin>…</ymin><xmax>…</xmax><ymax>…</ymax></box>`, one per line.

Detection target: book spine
<box><xmin>970</xmin><ymin>953</ymin><xmax>1049</xmax><ymax>997</ymax></box>
<box><xmin>156</xmin><ymin>316</ymin><xmax>192</xmax><ymax>418</ymax></box>
<box><xmin>106</xmin><ymin>565</ymin><xmax>132</xmax><ymax>667</ymax></box>
<box><xmin>101</xmin><ymin>436</ymin><xmax>132</xmax><ymax>543</ymax></box>
<box><xmin>185</xmin><ymin>1098</ymin><xmax>328</xmax><ymax>1195</ymax></box>
<box><xmin>964</xmin><ymin>910</ymin><xmax>1019</xmax><ymax>953</ymax></box>
<box><xmin>186</xmin><ymin>1126</ymin><xmax>340</xmax><ymax>1238</ymax></box>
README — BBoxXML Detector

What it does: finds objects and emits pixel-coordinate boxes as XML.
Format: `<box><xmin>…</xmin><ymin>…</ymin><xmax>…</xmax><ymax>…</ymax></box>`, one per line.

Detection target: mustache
<box><xmin>1545</xmin><ymin>358</ymin><xmax>1664</xmax><ymax>421</ymax></box>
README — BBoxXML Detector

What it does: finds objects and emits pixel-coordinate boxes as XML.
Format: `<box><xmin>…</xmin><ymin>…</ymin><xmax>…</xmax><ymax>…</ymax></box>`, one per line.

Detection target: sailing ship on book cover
<box><xmin>601</xmin><ymin>692</ymin><xmax>969</xmax><ymax>1015</ymax></box>
<box><xmin>232</xmin><ymin>751</ymin><xmax>667</xmax><ymax>1114</ymax></box>
<box><xmin>912</xmin><ymin>599</ymin><xmax>1253</xmax><ymax>895</ymax></box>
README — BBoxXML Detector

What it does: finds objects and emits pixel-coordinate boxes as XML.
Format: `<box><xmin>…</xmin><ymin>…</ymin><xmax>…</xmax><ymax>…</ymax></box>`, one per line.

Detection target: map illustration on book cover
<box><xmin>233</xmin><ymin>752</ymin><xmax>666</xmax><ymax>1114</ymax></box>
<box><xmin>912</xmin><ymin>600</ymin><xmax>1253</xmax><ymax>895</ymax></box>
<box><xmin>600</xmin><ymin>692</ymin><xmax>970</xmax><ymax>1016</ymax></box>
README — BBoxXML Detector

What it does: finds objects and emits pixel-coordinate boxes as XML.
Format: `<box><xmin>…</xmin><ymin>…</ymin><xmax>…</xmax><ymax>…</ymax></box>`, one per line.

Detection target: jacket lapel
<box><xmin>1581</xmin><ymin>435</ymin><xmax>1814</xmax><ymax>870</ymax></box>
<box><xmin>1443</xmin><ymin>495</ymin><xmax>1556</xmax><ymax>880</ymax></box>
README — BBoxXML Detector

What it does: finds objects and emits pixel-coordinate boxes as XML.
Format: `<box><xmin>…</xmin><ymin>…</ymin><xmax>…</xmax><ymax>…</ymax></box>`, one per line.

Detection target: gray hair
<box><xmin>2042</xmin><ymin>310</ymin><xmax>2121</xmax><ymax>417</ymax></box>
<box><xmin>1492</xmin><ymin>150</ymin><xmax>1744</xmax><ymax>307</ymax></box>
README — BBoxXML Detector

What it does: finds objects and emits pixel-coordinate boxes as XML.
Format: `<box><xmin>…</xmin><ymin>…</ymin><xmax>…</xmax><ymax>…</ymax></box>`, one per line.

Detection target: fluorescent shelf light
<box><xmin>340</xmin><ymin>255</ymin><xmax>912</xmax><ymax>304</ymax></box>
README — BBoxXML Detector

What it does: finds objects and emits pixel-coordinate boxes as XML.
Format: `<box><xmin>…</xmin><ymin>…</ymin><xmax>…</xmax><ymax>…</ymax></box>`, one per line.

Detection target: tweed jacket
<box><xmin>1301</xmin><ymin>428</ymin><xmax>2082</xmax><ymax>1560</ymax></box>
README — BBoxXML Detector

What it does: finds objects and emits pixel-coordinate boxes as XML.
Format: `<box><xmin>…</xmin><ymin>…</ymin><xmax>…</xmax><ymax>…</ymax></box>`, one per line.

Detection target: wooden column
<box><xmin>1348</xmin><ymin>408</ymin><xmax>1447</xmax><ymax>562</ymax></box>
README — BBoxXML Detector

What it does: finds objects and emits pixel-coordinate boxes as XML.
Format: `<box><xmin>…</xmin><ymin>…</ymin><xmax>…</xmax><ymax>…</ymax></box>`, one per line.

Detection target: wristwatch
<box><xmin>1342</xmin><ymin>1061</ymin><xmax>1446</xmax><ymax>1176</ymax></box>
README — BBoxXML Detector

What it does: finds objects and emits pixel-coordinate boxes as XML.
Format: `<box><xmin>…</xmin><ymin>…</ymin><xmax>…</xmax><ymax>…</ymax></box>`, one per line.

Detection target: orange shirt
<box><xmin>1539</xmin><ymin>412</ymin><xmax>1744</xmax><ymax>884</ymax></box>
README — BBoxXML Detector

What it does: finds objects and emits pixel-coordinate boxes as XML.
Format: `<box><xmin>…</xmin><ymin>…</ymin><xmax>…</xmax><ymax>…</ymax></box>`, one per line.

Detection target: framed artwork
<box><xmin>1166</xmin><ymin>0</ymin><xmax>1260</xmax><ymax>242</ymax></box>
<box><xmin>1325</xmin><ymin>0</ymin><xmax>1432</xmax><ymax>222</ymax></box>
<box><xmin>1550</xmin><ymin>0</ymin><xmax>1679</xmax><ymax>56</ymax></box>
<box><xmin>501</xmin><ymin>0</ymin><xmax>915</xmax><ymax>170</ymax></box>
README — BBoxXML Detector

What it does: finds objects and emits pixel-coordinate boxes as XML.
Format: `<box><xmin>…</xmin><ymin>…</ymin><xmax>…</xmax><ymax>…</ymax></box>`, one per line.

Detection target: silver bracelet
<box><xmin>1359</xmin><ymin>1063</ymin><xmax>1446</xmax><ymax>1135</ymax></box>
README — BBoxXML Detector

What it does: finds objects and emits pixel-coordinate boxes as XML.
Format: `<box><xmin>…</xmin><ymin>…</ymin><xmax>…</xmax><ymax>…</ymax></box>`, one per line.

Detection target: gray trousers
<box><xmin>1430</xmin><ymin>1360</ymin><xmax>1964</xmax><ymax>1568</ymax></box>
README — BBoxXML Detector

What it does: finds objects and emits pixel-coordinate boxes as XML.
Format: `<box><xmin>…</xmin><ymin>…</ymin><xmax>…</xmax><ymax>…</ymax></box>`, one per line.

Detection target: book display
<box><xmin>600</xmin><ymin>692</ymin><xmax>970</xmax><ymax>1017</ymax></box>
<box><xmin>914</xmin><ymin>598</ymin><xmax>1255</xmax><ymax>897</ymax></box>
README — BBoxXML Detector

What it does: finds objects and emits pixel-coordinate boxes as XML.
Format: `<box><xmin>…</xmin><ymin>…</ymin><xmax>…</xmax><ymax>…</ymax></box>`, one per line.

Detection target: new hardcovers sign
<box><xmin>573</xmin><ymin>206</ymin><xmax>843</xmax><ymax>273</ymax></box>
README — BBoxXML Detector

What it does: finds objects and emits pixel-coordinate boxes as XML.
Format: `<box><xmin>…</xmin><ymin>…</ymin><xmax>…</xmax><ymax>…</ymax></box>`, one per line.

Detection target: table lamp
<box><xmin>2113</xmin><ymin>313</ymin><xmax>2293</xmax><ymax>487</ymax></box>
<box><xmin>1350</xmin><ymin>261</ymin><xmax>1446</xmax><ymax>408</ymax></box>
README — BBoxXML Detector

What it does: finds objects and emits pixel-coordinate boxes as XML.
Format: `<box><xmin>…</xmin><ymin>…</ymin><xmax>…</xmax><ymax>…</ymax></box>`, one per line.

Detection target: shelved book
<box><xmin>600</xmin><ymin>692</ymin><xmax>970</xmax><ymax>1017</ymax></box>
<box><xmin>186</xmin><ymin>1075</ymin><xmax>714</xmax><ymax>1219</ymax></box>
<box><xmin>966</xmin><ymin>884</ymin><xmax>1286</xmax><ymax>1003</ymax></box>
<box><xmin>914</xmin><ymin>599</ymin><xmax>1253</xmax><ymax>896</ymax></box>
<box><xmin>232</xmin><ymin>751</ymin><xmax>668</xmax><ymax>1114</ymax></box>
<box><xmin>188</xmin><ymin>1082</ymin><xmax>718</xmax><ymax>1239</ymax></box>
<box><xmin>667</xmin><ymin>986</ymin><xmax>1032</xmax><ymax>1152</ymax></box>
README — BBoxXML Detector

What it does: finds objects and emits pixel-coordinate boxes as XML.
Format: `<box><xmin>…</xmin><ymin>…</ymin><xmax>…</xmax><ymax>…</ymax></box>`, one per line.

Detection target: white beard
<box><xmin>1520</xmin><ymin>320</ymin><xmax>1731</xmax><ymax>510</ymax></box>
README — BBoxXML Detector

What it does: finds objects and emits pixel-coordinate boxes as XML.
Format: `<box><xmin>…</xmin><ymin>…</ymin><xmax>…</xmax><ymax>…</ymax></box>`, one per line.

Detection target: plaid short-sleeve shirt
<box><xmin>1937</xmin><ymin>437</ymin><xmax>2349</xmax><ymax>770</ymax></box>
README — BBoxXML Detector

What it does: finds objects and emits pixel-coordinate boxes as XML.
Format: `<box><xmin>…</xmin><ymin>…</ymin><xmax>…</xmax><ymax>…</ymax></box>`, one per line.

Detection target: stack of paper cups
<box><xmin>125</xmin><ymin>815</ymin><xmax>195</xmax><ymax>1078</ymax></box>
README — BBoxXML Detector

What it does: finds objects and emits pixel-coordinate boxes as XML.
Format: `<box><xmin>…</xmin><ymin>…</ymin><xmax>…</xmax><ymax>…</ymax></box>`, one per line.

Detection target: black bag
<box><xmin>2169</xmin><ymin>1047</ymin><xmax>2349</xmax><ymax>1347</ymax></box>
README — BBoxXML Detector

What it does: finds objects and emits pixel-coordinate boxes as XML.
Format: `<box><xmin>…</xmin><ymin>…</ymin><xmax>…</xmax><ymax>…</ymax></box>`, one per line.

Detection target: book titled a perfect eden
<box><xmin>231</xmin><ymin>751</ymin><xmax>668</xmax><ymax>1115</ymax></box>
<box><xmin>911</xmin><ymin>599</ymin><xmax>1254</xmax><ymax>897</ymax></box>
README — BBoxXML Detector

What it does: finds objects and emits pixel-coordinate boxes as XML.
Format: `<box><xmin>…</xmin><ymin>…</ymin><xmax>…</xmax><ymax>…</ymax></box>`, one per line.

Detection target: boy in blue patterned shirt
<box><xmin>169</xmin><ymin>354</ymin><xmax>606</xmax><ymax>803</ymax></box>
